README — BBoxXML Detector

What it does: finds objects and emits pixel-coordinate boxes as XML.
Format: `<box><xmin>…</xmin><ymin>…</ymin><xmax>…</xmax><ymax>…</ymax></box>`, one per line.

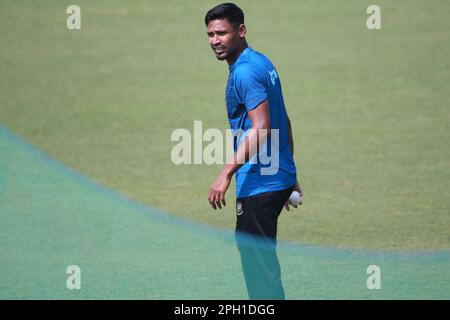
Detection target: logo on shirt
<box><xmin>236</xmin><ymin>201</ymin><xmax>244</xmax><ymax>216</ymax></box>
<box><xmin>268</xmin><ymin>69</ymin><xmax>278</xmax><ymax>86</ymax></box>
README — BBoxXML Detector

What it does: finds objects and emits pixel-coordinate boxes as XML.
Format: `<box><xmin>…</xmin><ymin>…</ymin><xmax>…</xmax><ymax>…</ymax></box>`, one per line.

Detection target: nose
<box><xmin>211</xmin><ymin>35</ymin><xmax>221</xmax><ymax>46</ymax></box>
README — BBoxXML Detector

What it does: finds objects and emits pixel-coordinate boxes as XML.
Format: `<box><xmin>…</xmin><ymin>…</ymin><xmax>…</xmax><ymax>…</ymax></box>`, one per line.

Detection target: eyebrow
<box><xmin>206</xmin><ymin>30</ymin><xmax>227</xmax><ymax>35</ymax></box>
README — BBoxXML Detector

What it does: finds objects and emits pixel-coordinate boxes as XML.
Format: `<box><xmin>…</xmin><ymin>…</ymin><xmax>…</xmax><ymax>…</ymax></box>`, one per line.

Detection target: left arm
<box><xmin>284</xmin><ymin>114</ymin><xmax>303</xmax><ymax>211</ymax></box>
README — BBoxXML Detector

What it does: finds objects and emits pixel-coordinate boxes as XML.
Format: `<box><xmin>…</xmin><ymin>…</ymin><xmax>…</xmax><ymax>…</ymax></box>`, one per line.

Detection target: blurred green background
<box><xmin>1</xmin><ymin>0</ymin><xmax>449</xmax><ymax>252</ymax></box>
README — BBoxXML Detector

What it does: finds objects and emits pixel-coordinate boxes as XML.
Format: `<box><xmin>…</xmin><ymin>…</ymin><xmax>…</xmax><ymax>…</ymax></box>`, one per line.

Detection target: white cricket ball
<box><xmin>289</xmin><ymin>190</ymin><xmax>302</xmax><ymax>206</ymax></box>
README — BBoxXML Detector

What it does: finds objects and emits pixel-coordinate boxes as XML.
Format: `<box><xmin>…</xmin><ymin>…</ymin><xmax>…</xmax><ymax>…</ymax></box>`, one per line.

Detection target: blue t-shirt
<box><xmin>226</xmin><ymin>47</ymin><xmax>297</xmax><ymax>198</ymax></box>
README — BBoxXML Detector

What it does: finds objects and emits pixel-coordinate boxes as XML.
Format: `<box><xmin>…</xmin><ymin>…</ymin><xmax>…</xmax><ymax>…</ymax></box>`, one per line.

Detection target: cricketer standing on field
<box><xmin>205</xmin><ymin>3</ymin><xmax>303</xmax><ymax>300</ymax></box>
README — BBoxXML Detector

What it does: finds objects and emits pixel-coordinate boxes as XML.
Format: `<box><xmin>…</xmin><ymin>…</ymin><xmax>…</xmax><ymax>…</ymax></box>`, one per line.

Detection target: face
<box><xmin>206</xmin><ymin>18</ymin><xmax>245</xmax><ymax>62</ymax></box>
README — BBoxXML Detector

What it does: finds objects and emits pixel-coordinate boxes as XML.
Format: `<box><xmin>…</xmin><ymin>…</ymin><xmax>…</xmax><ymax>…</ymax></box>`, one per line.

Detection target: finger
<box><xmin>212</xmin><ymin>192</ymin><xmax>220</xmax><ymax>209</ymax></box>
<box><xmin>208</xmin><ymin>190</ymin><xmax>213</xmax><ymax>203</ymax></box>
<box><xmin>209</xmin><ymin>200</ymin><xmax>216</xmax><ymax>209</ymax></box>
<box><xmin>220</xmin><ymin>193</ymin><xmax>226</xmax><ymax>207</ymax></box>
<box><xmin>210</xmin><ymin>194</ymin><xmax>217</xmax><ymax>210</ymax></box>
<box><xmin>284</xmin><ymin>202</ymin><xmax>290</xmax><ymax>211</ymax></box>
<box><xmin>216</xmin><ymin>196</ymin><xmax>222</xmax><ymax>209</ymax></box>
<box><xmin>215</xmin><ymin>192</ymin><xmax>221</xmax><ymax>209</ymax></box>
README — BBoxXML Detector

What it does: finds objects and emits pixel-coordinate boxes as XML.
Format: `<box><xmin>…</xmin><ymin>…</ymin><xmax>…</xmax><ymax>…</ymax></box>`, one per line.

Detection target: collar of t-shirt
<box><xmin>229</xmin><ymin>47</ymin><xmax>253</xmax><ymax>72</ymax></box>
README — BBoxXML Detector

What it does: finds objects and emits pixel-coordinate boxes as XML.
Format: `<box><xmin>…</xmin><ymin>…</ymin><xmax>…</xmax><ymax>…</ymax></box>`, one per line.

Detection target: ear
<box><xmin>238</xmin><ymin>24</ymin><xmax>246</xmax><ymax>38</ymax></box>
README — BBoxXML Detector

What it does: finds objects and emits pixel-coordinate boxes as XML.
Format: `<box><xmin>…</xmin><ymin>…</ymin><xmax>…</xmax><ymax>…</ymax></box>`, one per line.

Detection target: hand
<box><xmin>208</xmin><ymin>171</ymin><xmax>232</xmax><ymax>210</ymax></box>
<box><xmin>284</xmin><ymin>181</ymin><xmax>303</xmax><ymax>212</ymax></box>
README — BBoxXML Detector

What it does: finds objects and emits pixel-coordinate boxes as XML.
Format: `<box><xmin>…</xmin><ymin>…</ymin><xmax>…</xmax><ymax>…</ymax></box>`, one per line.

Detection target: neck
<box><xmin>226</xmin><ymin>40</ymin><xmax>248</xmax><ymax>66</ymax></box>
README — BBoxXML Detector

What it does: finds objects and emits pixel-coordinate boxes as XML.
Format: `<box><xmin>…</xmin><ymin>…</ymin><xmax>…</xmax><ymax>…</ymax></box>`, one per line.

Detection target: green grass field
<box><xmin>1</xmin><ymin>0</ymin><xmax>450</xmax><ymax>299</ymax></box>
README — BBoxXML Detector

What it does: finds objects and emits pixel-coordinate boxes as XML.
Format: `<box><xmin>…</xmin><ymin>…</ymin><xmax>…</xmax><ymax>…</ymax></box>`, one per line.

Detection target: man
<box><xmin>205</xmin><ymin>3</ymin><xmax>303</xmax><ymax>300</ymax></box>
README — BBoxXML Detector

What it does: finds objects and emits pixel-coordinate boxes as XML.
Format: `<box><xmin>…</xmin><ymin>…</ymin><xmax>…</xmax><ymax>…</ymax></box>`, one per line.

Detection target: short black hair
<box><xmin>204</xmin><ymin>3</ymin><xmax>244</xmax><ymax>29</ymax></box>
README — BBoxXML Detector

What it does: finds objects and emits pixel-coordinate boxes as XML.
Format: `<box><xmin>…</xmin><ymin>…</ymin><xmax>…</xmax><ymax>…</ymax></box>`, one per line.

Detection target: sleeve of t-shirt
<box><xmin>235</xmin><ymin>66</ymin><xmax>269</xmax><ymax>112</ymax></box>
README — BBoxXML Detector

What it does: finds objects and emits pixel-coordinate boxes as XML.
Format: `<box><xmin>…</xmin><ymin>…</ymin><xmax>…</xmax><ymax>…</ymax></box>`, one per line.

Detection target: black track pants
<box><xmin>235</xmin><ymin>187</ymin><xmax>294</xmax><ymax>300</ymax></box>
